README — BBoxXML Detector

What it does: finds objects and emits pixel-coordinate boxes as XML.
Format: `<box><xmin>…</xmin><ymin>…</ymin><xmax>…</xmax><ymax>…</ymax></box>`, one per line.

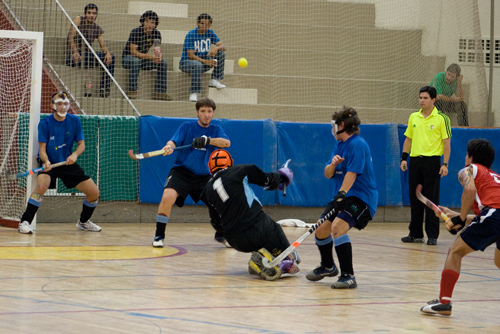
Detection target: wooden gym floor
<box><xmin>0</xmin><ymin>222</ymin><xmax>499</xmax><ymax>333</ymax></box>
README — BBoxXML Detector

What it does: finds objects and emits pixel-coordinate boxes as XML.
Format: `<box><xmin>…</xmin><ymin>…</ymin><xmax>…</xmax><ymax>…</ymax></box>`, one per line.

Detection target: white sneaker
<box><xmin>208</xmin><ymin>79</ymin><xmax>226</xmax><ymax>89</ymax></box>
<box><xmin>18</xmin><ymin>221</ymin><xmax>33</xmax><ymax>234</ymax></box>
<box><xmin>189</xmin><ymin>93</ymin><xmax>198</xmax><ymax>102</ymax></box>
<box><xmin>152</xmin><ymin>236</ymin><xmax>164</xmax><ymax>248</ymax></box>
<box><xmin>76</xmin><ymin>219</ymin><xmax>102</xmax><ymax>232</ymax></box>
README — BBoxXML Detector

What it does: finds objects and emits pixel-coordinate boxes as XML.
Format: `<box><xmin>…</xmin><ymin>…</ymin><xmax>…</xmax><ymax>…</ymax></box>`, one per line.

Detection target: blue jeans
<box><xmin>66</xmin><ymin>52</ymin><xmax>115</xmax><ymax>92</ymax></box>
<box><xmin>179</xmin><ymin>51</ymin><xmax>225</xmax><ymax>93</ymax></box>
<box><xmin>121</xmin><ymin>55</ymin><xmax>168</xmax><ymax>93</ymax></box>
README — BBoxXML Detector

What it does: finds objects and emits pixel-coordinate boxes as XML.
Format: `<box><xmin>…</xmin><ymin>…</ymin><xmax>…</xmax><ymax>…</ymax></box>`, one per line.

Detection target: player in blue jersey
<box><xmin>152</xmin><ymin>97</ymin><xmax>230</xmax><ymax>247</ymax></box>
<box><xmin>306</xmin><ymin>106</ymin><xmax>378</xmax><ymax>289</ymax></box>
<box><xmin>179</xmin><ymin>13</ymin><xmax>226</xmax><ymax>102</ymax></box>
<box><xmin>17</xmin><ymin>92</ymin><xmax>101</xmax><ymax>234</ymax></box>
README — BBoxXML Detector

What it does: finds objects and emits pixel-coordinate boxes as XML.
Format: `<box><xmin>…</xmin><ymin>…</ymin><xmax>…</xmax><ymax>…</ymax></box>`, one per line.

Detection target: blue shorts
<box><xmin>460</xmin><ymin>208</ymin><xmax>500</xmax><ymax>252</ymax></box>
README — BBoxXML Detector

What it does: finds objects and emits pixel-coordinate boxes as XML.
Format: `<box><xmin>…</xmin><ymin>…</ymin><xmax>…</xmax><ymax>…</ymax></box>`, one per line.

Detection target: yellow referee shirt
<box><xmin>404</xmin><ymin>107</ymin><xmax>451</xmax><ymax>157</ymax></box>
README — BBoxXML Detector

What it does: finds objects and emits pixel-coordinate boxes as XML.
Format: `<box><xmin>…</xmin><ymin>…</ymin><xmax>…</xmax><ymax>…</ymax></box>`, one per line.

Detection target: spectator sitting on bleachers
<box><xmin>430</xmin><ymin>63</ymin><xmax>469</xmax><ymax>126</ymax></box>
<box><xmin>121</xmin><ymin>10</ymin><xmax>172</xmax><ymax>101</ymax></box>
<box><xmin>179</xmin><ymin>13</ymin><xmax>227</xmax><ymax>102</ymax></box>
<box><xmin>66</xmin><ymin>3</ymin><xmax>115</xmax><ymax>98</ymax></box>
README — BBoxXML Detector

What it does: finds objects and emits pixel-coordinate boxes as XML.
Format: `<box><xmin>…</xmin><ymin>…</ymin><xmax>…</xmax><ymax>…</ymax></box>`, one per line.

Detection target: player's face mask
<box><xmin>331</xmin><ymin>120</ymin><xmax>341</xmax><ymax>138</ymax></box>
<box><xmin>53</xmin><ymin>97</ymin><xmax>70</xmax><ymax>117</ymax></box>
<box><xmin>330</xmin><ymin>120</ymin><xmax>336</xmax><ymax>137</ymax></box>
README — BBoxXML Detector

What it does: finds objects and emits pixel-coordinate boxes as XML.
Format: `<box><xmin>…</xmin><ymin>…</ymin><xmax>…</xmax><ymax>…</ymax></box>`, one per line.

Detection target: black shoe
<box><xmin>427</xmin><ymin>238</ymin><xmax>437</xmax><ymax>245</ymax></box>
<box><xmin>99</xmin><ymin>88</ymin><xmax>110</xmax><ymax>98</ymax></box>
<box><xmin>306</xmin><ymin>264</ymin><xmax>339</xmax><ymax>281</ymax></box>
<box><xmin>401</xmin><ymin>235</ymin><xmax>425</xmax><ymax>243</ymax></box>
<box><xmin>420</xmin><ymin>299</ymin><xmax>452</xmax><ymax>316</ymax></box>
<box><xmin>331</xmin><ymin>273</ymin><xmax>357</xmax><ymax>289</ymax></box>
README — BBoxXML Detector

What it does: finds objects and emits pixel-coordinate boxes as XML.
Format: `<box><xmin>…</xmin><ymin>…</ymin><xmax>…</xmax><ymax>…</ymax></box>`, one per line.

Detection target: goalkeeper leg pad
<box><xmin>247</xmin><ymin>248</ymin><xmax>282</xmax><ymax>281</ymax></box>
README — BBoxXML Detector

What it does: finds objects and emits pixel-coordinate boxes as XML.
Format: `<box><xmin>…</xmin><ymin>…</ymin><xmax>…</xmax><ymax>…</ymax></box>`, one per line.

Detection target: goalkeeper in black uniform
<box><xmin>200</xmin><ymin>149</ymin><xmax>299</xmax><ymax>280</ymax></box>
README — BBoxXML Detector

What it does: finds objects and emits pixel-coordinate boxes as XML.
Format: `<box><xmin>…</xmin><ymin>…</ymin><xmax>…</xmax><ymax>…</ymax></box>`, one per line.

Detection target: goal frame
<box><xmin>0</xmin><ymin>30</ymin><xmax>43</xmax><ymax>230</ymax></box>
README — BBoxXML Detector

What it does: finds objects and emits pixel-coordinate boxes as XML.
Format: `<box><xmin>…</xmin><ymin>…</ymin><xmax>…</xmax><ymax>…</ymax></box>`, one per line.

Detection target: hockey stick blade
<box><xmin>415</xmin><ymin>184</ymin><xmax>449</xmax><ymax>222</ymax></box>
<box><xmin>7</xmin><ymin>161</ymin><xmax>66</xmax><ymax>180</ymax></box>
<box><xmin>128</xmin><ymin>149</ymin><xmax>165</xmax><ymax>160</ymax></box>
<box><xmin>262</xmin><ymin>207</ymin><xmax>336</xmax><ymax>268</ymax></box>
<box><xmin>128</xmin><ymin>144</ymin><xmax>192</xmax><ymax>160</ymax></box>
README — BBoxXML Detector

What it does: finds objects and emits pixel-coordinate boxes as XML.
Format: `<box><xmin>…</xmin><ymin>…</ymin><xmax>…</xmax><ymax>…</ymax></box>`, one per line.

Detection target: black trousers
<box><xmin>226</xmin><ymin>212</ymin><xmax>290</xmax><ymax>257</ymax></box>
<box><xmin>408</xmin><ymin>156</ymin><xmax>441</xmax><ymax>239</ymax></box>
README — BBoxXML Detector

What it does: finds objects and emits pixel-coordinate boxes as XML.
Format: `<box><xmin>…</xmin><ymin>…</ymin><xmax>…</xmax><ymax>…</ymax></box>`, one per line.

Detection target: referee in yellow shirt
<box><xmin>400</xmin><ymin>86</ymin><xmax>451</xmax><ymax>245</ymax></box>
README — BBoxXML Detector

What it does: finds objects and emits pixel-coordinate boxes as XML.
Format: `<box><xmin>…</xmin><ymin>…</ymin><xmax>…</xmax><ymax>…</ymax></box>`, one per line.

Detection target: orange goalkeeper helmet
<box><xmin>208</xmin><ymin>149</ymin><xmax>234</xmax><ymax>174</ymax></box>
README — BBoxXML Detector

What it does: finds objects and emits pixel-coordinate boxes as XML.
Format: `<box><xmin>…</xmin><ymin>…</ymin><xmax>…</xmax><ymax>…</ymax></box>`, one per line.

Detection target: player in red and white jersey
<box><xmin>420</xmin><ymin>139</ymin><xmax>500</xmax><ymax>316</ymax></box>
<box><xmin>469</xmin><ymin>163</ymin><xmax>500</xmax><ymax>214</ymax></box>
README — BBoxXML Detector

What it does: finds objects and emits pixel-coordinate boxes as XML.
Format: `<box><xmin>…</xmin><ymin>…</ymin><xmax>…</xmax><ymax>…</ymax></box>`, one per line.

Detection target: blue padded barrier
<box><xmin>138</xmin><ymin>116</ymin><xmax>500</xmax><ymax>208</ymax></box>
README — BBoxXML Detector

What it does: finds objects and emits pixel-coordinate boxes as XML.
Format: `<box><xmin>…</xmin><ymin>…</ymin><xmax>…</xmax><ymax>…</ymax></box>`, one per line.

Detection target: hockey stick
<box><xmin>128</xmin><ymin>144</ymin><xmax>192</xmax><ymax>160</ymax></box>
<box><xmin>416</xmin><ymin>184</ymin><xmax>449</xmax><ymax>222</ymax></box>
<box><xmin>6</xmin><ymin>161</ymin><xmax>66</xmax><ymax>180</ymax></box>
<box><xmin>262</xmin><ymin>207</ymin><xmax>336</xmax><ymax>268</ymax></box>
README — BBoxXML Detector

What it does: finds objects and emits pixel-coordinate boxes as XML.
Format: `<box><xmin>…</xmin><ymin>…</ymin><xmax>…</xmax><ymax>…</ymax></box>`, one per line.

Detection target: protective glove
<box><xmin>191</xmin><ymin>135</ymin><xmax>210</xmax><ymax>149</ymax></box>
<box><xmin>334</xmin><ymin>190</ymin><xmax>347</xmax><ymax>211</ymax></box>
<box><xmin>449</xmin><ymin>216</ymin><xmax>466</xmax><ymax>235</ymax></box>
<box><xmin>277</xmin><ymin>166</ymin><xmax>293</xmax><ymax>191</ymax></box>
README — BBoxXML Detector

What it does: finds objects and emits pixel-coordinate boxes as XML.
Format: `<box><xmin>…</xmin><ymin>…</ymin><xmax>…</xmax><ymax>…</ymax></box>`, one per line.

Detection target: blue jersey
<box><xmin>180</xmin><ymin>28</ymin><xmax>220</xmax><ymax>62</ymax></box>
<box><xmin>325</xmin><ymin>140</ymin><xmax>344</xmax><ymax>194</ymax></box>
<box><xmin>38</xmin><ymin>114</ymin><xmax>84</xmax><ymax>163</ymax></box>
<box><xmin>170</xmin><ymin>121</ymin><xmax>229</xmax><ymax>175</ymax></box>
<box><xmin>328</xmin><ymin>134</ymin><xmax>378</xmax><ymax>217</ymax></box>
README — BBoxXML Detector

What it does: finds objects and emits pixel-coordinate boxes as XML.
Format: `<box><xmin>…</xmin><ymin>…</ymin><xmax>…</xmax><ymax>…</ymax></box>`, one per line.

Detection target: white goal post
<box><xmin>0</xmin><ymin>30</ymin><xmax>43</xmax><ymax>230</ymax></box>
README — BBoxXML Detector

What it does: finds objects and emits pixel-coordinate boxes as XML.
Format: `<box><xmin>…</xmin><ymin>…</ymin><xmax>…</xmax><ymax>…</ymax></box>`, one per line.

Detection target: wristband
<box><xmin>401</xmin><ymin>152</ymin><xmax>409</xmax><ymax>161</ymax></box>
<box><xmin>442</xmin><ymin>163</ymin><xmax>448</xmax><ymax>167</ymax></box>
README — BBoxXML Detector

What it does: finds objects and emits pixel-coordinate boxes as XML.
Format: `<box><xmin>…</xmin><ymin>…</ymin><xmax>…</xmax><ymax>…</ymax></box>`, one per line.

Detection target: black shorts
<box><xmin>226</xmin><ymin>212</ymin><xmax>290</xmax><ymax>257</ymax></box>
<box><xmin>164</xmin><ymin>166</ymin><xmax>211</xmax><ymax>207</ymax></box>
<box><xmin>460</xmin><ymin>208</ymin><xmax>500</xmax><ymax>252</ymax></box>
<box><xmin>321</xmin><ymin>196</ymin><xmax>372</xmax><ymax>230</ymax></box>
<box><xmin>39</xmin><ymin>162</ymin><xmax>90</xmax><ymax>189</ymax></box>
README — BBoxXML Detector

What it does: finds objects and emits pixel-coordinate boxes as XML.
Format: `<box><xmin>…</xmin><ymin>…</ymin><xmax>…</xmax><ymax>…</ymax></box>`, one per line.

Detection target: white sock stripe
<box><xmin>441</xmin><ymin>297</ymin><xmax>452</xmax><ymax>301</ymax></box>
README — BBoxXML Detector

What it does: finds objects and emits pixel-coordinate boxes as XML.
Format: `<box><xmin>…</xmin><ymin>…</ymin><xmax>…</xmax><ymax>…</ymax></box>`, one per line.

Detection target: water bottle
<box><xmin>153</xmin><ymin>39</ymin><xmax>161</xmax><ymax>56</ymax></box>
<box><xmin>84</xmin><ymin>75</ymin><xmax>93</xmax><ymax>97</ymax></box>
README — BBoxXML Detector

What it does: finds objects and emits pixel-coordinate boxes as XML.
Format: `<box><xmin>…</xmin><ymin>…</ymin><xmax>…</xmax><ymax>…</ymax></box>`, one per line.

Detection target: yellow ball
<box><xmin>238</xmin><ymin>57</ymin><xmax>248</xmax><ymax>68</ymax></box>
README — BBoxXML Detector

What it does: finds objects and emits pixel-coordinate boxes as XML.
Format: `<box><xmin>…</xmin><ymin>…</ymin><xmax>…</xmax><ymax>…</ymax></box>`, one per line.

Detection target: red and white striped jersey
<box><xmin>471</xmin><ymin>163</ymin><xmax>500</xmax><ymax>215</ymax></box>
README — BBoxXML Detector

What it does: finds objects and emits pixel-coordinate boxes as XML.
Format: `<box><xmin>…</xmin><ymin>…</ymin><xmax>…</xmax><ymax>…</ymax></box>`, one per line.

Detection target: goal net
<box><xmin>0</xmin><ymin>30</ymin><xmax>43</xmax><ymax>227</ymax></box>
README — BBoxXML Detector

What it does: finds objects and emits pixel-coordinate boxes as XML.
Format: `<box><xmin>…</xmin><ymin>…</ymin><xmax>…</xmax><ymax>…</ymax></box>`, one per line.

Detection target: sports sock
<box><xmin>80</xmin><ymin>199</ymin><xmax>98</xmax><ymax>223</ymax></box>
<box><xmin>20</xmin><ymin>198</ymin><xmax>41</xmax><ymax>224</ymax></box>
<box><xmin>316</xmin><ymin>236</ymin><xmax>334</xmax><ymax>268</ymax></box>
<box><xmin>155</xmin><ymin>214</ymin><xmax>169</xmax><ymax>238</ymax></box>
<box><xmin>335</xmin><ymin>242</ymin><xmax>353</xmax><ymax>276</ymax></box>
<box><xmin>439</xmin><ymin>269</ymin><xmax>460</xmax><ymax>304</ymax></box>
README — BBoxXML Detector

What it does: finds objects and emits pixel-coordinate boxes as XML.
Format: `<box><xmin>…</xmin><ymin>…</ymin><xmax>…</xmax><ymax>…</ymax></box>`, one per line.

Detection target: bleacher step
<box><xmin>128</xmin><ymin>1</ymin><xmax>188</xmax><ymax>18</ymax></box>
<box><xmin>172</xmin><ymin>57</ymin><xmax>235</xmax><ymax>74</ymax></box>
<box><xmin>208</xmin><ymin>87</ymin><xmax>258</xmax><ymax>105</ymax></box>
